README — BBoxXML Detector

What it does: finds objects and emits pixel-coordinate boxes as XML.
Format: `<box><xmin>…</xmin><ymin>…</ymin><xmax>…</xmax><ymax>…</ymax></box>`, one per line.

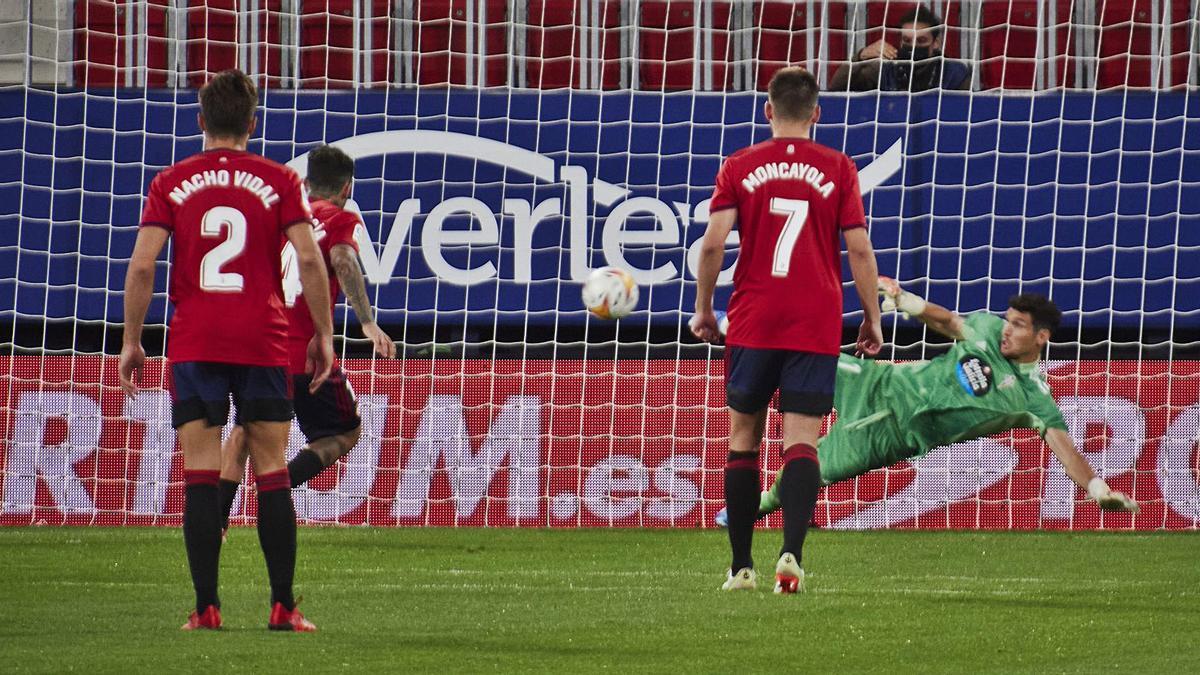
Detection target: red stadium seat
<box><xmin>413</xmin><ymin>0</ymin><xmax>508</xmax><ymax>87</ymax></box>
<box><xmin>1097</xmin><ymin>0</ymin><xmax>1191</xmax><ymax>88</ymax></box>
<box><xmin>979</xmin><ymin>1</ymin><xmax>1074</xmax><ymax>89</ymax></box>
<box><xmin>753</xmin><ymin>1</ymin><xmax>848</xmax><ymax>90</ymax></box>
<box><xmin>74</xmin><ymin>0</ymin><xmax>125</xmax><ymax>87</ymax></box>
<box><xmin>525</xmin><ymin>0</ymin><xmax>622</xmax><ymax>89</ymax></box>
<box><xmin>184</xmin><ymin>1</ymin><xmax>237</xmax><ymax>87</ymax></box>
<box><xmin>300</xmin><ymin>0</ymin><xmax>392</xmax><ymax>88</ymax></box>
<box><xmin>639</xmin><ymin>1</ymin><xmax>732</xmax><ymax>91</ymax></box>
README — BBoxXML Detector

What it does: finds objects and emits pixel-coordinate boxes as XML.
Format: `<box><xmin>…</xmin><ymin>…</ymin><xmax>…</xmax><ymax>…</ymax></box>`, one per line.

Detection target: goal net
<box><xmin>1</xmin><ymin>0</ymin><xmax>1197</xmax><ymax>529</ymax></box>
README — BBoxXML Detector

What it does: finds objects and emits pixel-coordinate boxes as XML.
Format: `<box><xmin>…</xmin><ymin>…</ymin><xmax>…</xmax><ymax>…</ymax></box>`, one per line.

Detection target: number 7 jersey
<box><xmin>709</xmin><ymin>138</ymin><xmax>865</xmax><ymax>354</ymax></box>
<box><xmin>139</xmin><ymin>149</ymin><xmax>314</xmax><ymax>367</ymax></box>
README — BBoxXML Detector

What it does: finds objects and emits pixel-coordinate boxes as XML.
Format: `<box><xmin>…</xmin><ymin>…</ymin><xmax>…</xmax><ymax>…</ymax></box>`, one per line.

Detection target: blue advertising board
<box><xmin>1</xmin><ymin>89</ymin><xmax>1196</xmax><ymax>329</ymax></box>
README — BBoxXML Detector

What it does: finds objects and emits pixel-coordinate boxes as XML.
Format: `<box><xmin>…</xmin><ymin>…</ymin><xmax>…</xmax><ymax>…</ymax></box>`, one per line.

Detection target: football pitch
<box><xmin>2</xmin><ymin>527</ymin><xmax>1197</xmax><ymax>674</ymax></box>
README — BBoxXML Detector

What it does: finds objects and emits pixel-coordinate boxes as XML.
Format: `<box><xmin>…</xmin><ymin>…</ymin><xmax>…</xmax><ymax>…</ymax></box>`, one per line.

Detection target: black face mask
<box><xmin>895</xmin><ymin>45</ymin><xmax>942</xmax><ymax>91</ymax></box>
<box><xmin>898</xmin><ymin>45</ymin><xmax>935</xmax><ymax>62</ymax></box>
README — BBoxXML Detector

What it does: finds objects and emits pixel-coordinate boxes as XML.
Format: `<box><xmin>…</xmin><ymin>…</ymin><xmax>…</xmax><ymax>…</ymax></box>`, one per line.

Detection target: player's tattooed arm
<box><xmin>331</xmin><ymin>244</ymin><xmax>374</xmax><ymax>324</ymax></box>
<box><xmin>331</xmin><ymin>243</ymin><xmax>396</xmax><ymax>359</ymax></box>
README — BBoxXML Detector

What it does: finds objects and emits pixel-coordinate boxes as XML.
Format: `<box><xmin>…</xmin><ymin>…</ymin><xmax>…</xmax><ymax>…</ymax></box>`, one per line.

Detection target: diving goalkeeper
<box><xmin>716</xmin><ymin>279</ymin><xmax>1138</xmax><ymax>525</ymax></box>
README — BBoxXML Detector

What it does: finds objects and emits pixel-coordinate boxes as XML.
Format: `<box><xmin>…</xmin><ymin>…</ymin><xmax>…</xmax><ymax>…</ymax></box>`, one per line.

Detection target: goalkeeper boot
<box><xmin>714</xmin><ymin>489</ymin><xmax>784</xmax><ymax>528</ymax></box>
<box><xmin>773</xmin><ymin>553</ymin><xmax>804</xmax><ymax>594</ymax></box>
<box><xmin>721</xmin><ymin>567</ymin><xmax>757</xmax><ymax>591</ymax></box>
<box><xmin>268</xmin><ymin>601</ymin><xmax>317</xmax><ymax>632</ymax></box>
<box><xmin>181</xmin><ymin>605</ymin><xmax>222</xmax><ymax>631</ymax></box>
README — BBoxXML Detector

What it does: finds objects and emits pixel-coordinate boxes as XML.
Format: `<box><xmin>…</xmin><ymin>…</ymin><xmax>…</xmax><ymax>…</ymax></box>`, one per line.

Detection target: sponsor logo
<box><xmin>956</xmin><ymin>355</ymin><xmax>993</xmax><ymax>396</ymax></box>
<box><xmin>286</xmin><ymin>131</ymin><xmax>903</xmax><ymax>287</ymax></box>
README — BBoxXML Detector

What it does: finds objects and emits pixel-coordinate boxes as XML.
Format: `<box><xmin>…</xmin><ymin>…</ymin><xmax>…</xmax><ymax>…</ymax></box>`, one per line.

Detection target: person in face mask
<box><xmin>830</xmin><ymin>7</ymin><xmax>972</xmax><ymax>92</ymax></box>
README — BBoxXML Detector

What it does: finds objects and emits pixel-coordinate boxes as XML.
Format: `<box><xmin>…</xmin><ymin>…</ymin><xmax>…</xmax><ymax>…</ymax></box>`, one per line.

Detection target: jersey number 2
<box><xmin>769</xmin><ymin>197</ymin><xmax>810</xmax><ymax>277</ymax></box>
<box><xmin>199</xmin><ymin>206</ymin><xmax>246</xmax><ymax>292</ymax></box>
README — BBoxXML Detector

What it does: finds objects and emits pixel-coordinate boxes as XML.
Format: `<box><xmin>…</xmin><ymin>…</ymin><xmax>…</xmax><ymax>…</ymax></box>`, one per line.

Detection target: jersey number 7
<box><xmin>770</xmin><ymin>197</ymin><xmax>810</xmax><ymax>277</ymax></box>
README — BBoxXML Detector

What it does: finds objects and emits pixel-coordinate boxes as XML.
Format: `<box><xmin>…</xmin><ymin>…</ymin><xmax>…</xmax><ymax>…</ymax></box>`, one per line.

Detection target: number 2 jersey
<box><xmin>282</xmin><ymin>198</ymin><xmax>360</xmax><ymax>376</ymax></box>
<box><xmin>836</xmin><ymin>313</ymin><xmax>1068</xmax><ymax>452</ymax></box>
<box><xmin>139</xmin><ymin>149</ymin><xmax>314</xmax><ymax>367</ymax></box>
<box><xmin>709</xmin><ymin>137</ymin><xmax>866</xmax><ymax>354</ymax></box>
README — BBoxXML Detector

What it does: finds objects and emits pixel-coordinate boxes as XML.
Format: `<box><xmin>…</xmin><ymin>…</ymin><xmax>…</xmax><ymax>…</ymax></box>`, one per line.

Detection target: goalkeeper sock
<box><xmin>255</xmin><ymin>470</ymin><xmax>297</xmax><ymax>611</ymax></box>
<box><xmin>287</xmin><ymin>449</ymin><xmax>326</xmax><ymax>488</ymax></box>
<box><xmin>183</xmin><ymin>470</ymin><xmax>222</xmax><ymax>613</ymax></box>
<box><xmin>778</xmin><ymin>444</ymin><xmax>820</xmax><ymax>564</ymax></box>
<box><xmin>218</xmin><ymin>478</ymin><xmax>240</xmax><ymax>531</ymax></box>
<box><xmin>761</xmin><ymin>478</ymin><xmax>783</xmax><ymax>516</ymax></box>
<box><xmin>724</xmin><ymin>450</ymin><xmax>761</xmax><ymax>572</ymax></box>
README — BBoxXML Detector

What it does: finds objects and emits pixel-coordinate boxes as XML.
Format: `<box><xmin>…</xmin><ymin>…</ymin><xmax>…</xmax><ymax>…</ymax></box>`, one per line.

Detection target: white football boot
<box><xmin>721</xmin><ymin>567</ymin><xmax>757</xmax><ymax>591</ymax></box>
<box><xmin>774</xmin><ymin>553</ymin><xmax>804</xmax><ymax>594</ymax></box>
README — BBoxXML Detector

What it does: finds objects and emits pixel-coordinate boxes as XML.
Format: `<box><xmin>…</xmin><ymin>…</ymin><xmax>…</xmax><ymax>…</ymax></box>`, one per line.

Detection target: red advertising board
<box><xmin>1</xmin><ymin>356</ymin><xmax>1197</xmax><ymax>529</ymax></box>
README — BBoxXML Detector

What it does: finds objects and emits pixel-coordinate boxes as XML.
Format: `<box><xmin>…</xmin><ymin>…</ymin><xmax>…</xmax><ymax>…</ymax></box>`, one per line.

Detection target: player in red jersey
<box><xmin>690</xmin><ymin>67</ymin><xmax>883</xmax><ymax>594</ymax></box>
<box><xmin>118</xmin><ymin>70</ymin><xmax>333</xmax><ymax>632</ymax></box>
<box><xmin>216</xmin><ymin>145</ymin><xmax>396</xmax><ymax>531</ymax></box>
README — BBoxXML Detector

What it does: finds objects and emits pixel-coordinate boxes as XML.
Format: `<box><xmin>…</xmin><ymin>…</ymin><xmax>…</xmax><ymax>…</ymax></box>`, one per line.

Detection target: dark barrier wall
<box><xmin>2</xmin><ymin>90</ymin><xmax>1196</xmax><ymax>328</ymax></box>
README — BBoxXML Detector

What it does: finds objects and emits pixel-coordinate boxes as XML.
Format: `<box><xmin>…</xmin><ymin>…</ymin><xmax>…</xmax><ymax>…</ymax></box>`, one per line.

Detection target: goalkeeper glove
<box><xmin>1088</xmin><ymin>477</ymin><xmax>1140</xmax><ymax>513</ymax></box>
<box><xmin>878</xmin><ymin>276</ymin><xmax>927</xmax><ymax>319</ymax></box>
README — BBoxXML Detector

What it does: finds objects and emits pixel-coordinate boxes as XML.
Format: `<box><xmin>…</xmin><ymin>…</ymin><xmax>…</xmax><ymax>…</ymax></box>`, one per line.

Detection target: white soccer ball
<box><xmin>581</xmin><ymin>266</ymin><xmax>639</xmax><ymax>320</ymax></box>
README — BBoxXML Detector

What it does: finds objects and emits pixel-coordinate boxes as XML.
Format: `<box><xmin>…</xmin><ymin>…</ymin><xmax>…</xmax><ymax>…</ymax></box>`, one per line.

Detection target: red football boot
<box><xmin>181</xmin><ymin>605</ymin><xmax>222</xmax><ymax>630</ymax></box>
<box><xmin>268</xmin><ymin>601</ymin><xmax>316</xmax><ymax>632</ymax></box>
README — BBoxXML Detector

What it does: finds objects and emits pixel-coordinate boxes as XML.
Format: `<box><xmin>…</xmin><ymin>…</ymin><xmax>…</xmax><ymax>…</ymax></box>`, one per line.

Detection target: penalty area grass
<box><xmin>1</xmin><ymin>527</ymin><xmax>1197</xmax><ymax>673</ymax></box>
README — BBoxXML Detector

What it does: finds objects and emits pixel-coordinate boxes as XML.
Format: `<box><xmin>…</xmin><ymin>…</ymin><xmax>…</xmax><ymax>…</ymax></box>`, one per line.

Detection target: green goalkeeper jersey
<box><xmin>845</xmin><ymin>312</ymin><xmax>1068</xmax><ymax>452</ymax></box>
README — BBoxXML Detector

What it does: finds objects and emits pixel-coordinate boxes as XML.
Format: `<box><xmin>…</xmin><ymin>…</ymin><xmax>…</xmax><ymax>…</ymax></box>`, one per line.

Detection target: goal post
<box><xmin>0</xmin><ymin>0</ymin><xmax>1197</xmax><ymax>529</ymax></box>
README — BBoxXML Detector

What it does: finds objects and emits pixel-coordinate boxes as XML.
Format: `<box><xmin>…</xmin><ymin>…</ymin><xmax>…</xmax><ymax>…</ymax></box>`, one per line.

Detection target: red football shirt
<box><xmin>139</xmin><ymin>149</ymin><xmax>314</xmax><ymax>367</ymax></box>
<box><xmin>709</xmin><ymin>137</ymin><xmax>866</xmax><ymax>354</ymax></box>
<box><xmin>282</xmin><ymin>199</ymin><xmax>361</xmax><ymax>375</ymax></box>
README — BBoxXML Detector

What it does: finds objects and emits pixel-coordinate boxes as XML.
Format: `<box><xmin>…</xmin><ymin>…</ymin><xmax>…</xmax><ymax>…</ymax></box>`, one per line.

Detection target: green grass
<box><xmin>2</xmin><ymin>527</ymin><xmax>1197</xmax><ymax>674</ymax></box>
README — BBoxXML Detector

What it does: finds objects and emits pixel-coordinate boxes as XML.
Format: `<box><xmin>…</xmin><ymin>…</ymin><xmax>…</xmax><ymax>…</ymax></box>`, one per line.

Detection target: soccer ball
<box><xmin>581</xmin><ymin>266</ymin><xmax>639</xmax><ymax>320</ymax></box>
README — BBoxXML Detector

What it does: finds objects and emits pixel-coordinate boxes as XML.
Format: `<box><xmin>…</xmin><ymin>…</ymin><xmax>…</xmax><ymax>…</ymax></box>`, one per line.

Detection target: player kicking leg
<box><xmin>218</xmin><ymin>366</ymin><xmax>362</xmax><ymax>533</ymax></box>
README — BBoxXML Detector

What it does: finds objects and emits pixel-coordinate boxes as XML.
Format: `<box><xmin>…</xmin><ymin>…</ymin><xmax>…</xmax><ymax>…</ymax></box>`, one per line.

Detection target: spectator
<box><xmin>830</xmin><ymin>7</ymin><xmax>971</xmax><ymax>92</ymax></box>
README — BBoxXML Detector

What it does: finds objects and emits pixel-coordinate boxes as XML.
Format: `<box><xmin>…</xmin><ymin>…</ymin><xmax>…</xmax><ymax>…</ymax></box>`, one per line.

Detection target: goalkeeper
<box><xmin>717</xmin><ymin>279</ymin><xmax>1138</xmax><ymax>525</ymax></box>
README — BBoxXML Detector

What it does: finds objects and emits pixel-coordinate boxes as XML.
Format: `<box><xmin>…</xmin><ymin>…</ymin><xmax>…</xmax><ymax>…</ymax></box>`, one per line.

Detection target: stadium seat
<box><xmin>753</xmin><ymin>1</ymin><xmax>849</xmax><ymax>90</ymax></box>
<box><xmin>1097</xmin><ymin>0</ymin><xmax>1191</xmax><ymax>88</ymax></box>
<box><xmin>638</xmin><ymin>1</ymin><xmax>734</xmax><ymax>91</ymax></box>
<box><xmin>300</xmin><ymin>0</ymin><xmax>392</xmax><ymax>88</ymax></box>
<box><xmin>413</xmin><ymin>0</ymin><xmax>508</xmax><ymax>87</ymax></box>
<box><xmin>185</xmin><ymin>0</ymin><xmax>239</xmax><ymax>87</ymax></box>
<box><xmin>979</xmin><ymin>0</ymin><xmax>1074</xmax><ymax>89</ymax></box>
<box><xmin>524</xmin><ymin>0</ymin><xmax>622</xmax><ymax>89</ymax></box>
<box><xmin>73</xmin><ymin>0</ymin><xmax>126</xmax><ymax>87</ymax></box>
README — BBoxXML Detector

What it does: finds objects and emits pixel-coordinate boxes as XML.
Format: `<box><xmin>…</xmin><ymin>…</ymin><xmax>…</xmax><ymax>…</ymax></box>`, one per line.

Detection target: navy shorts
<box><xmin>724</xmin><ymin>346</ymin><xmax>837</xmax><ymax>416</ymax></box>
<box><xmin>170</xmin><ymin>362</ymin><xmax>293</xmax><ymax>429</ymax></box>
<box><xmin>292</xmin><ymin>366</ymin><xmax>361</xmax><ymax>441</ymax></box>
<box><xmin>233</xmin><ymin>365</ymin><xmax>360</xmax><ymax>441</ymax></box>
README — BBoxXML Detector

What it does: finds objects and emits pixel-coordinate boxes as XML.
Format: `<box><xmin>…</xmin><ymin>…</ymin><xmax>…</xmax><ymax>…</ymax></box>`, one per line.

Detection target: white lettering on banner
<box><xmin>393</xmin><ymin>395</ymin><xmax>542</xmax><ymax>520</ymax></box>
<box><xmin>827</xmin><ymin>438</ymin><xmax>1017</xmax><ymax>530</ymax></box>
<box><xmin>1158</xmin><ymin>403</ymin><xmax>1200</xmax><ymax>522</ymax></box>
<box><xmin>506</xmin><ymin>198</ymin><xmax>563</xmax><ymax>283</ymax></box>
<box><xmin>646</xmin><ymin>455</ymin><xmax>702</xmax><ymax>521</ymax></box>
<box><xmin>287</xmin><ymin>132</ymin><xmax>903</xmax><ymax>288</ymax></box>
<box><xmin>2</xmin><ymin>392</ymin><xmax>99</xmax><ymax>515</ymax></box>
<box><xmin>601</xmin><ymin>197</ymin><xmax>680</xmax><ymax>284</ymax></box>
<box><xmin>124</xmin><ymin>391</ymin><xmax>176</xmax><ymax>515</ymax></box>
<box><xmin>584</xmin><ymin>455</ymin><xmax>646</xmax><ymax>521</ymax></box>
<box><xmin>1046</xmin><ymin>396</ymin><xmax>1145</xmax><ymax>520</ymax></box>
<box><xmin>421</xmin><ymin>197</ymin><xmax>501</xmax><ymax>285</ymax></box>
<box><xmin>293</xmin><ymin>395</ymin><xmax>387</xmax><ymax>522</ymax></box>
